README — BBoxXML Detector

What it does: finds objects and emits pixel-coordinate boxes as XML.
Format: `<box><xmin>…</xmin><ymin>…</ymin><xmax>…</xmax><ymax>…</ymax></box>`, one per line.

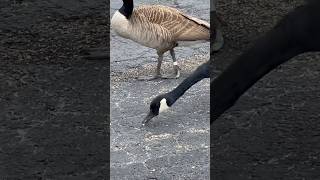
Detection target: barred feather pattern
<box><xmin>112</xmin><ymin>5</ymin><xmax>210</xmax><ymax>52</ymax></box>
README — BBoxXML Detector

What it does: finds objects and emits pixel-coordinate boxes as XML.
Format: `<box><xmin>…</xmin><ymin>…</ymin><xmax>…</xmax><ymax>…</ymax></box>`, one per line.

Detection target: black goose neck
<box><xmin>168</xmin><ymin>62</ymin><xmax>210</xmax><ymax>106</ymax></box>
<box><xmin>163</xmin><ymin>94</ymin><xmax>175</xmax><ymax>106</ymax></box>
<box><xmin>119</xmin><ymin>0</ymin><xmax>134</xmax><ymax>19</ymax></box>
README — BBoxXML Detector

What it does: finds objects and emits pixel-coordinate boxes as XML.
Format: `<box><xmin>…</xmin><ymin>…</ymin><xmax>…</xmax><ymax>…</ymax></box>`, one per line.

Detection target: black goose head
<box><xmin>142</xmin><ymin>94</ymin><xmax>174</xmax><ymax>125</ymax></box>
<box><xmin>119</xmin><ymin>0</ymin><xmax>134</xmax><ymax>19</ymax></box>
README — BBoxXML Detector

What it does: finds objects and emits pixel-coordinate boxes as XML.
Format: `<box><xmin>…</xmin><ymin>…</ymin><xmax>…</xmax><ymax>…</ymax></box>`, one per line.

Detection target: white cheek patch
<box><xmin>159</xmin><ymin>98</ymin><xmax>169</xmax><ymax>113</ymax></box>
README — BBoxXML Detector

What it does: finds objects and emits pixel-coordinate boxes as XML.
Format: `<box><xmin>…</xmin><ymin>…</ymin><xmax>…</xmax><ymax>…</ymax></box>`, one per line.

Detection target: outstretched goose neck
<box><xmin>212</xmin><ymin>21</ymin><xmax>305</xmax><ymax>122</ymax></box>
<box><xmin>119</xmin><ymin>0</ymin><xmax>134</xmax><ymax>19</ymax></box>
<box><xmin>168</xmin><ymin>62</ymin><xmax>210</xmax><ymax>105</ymax></box>
<box><xmin>211</xmin><ymin>2</ymin><xmax>320</xmax><ymax>123</ymax></box>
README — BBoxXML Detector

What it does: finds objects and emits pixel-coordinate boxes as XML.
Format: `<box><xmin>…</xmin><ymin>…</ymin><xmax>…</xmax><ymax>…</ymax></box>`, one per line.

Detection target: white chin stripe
<box><xmin>173</xmin><ymin>62</ymin><xmax>178</xmax><ymax>66</ymax></box>
<box><xmin>159</xmin><ymin>99</ymin><xmax>169</xmax><ymax>113</ymax></box>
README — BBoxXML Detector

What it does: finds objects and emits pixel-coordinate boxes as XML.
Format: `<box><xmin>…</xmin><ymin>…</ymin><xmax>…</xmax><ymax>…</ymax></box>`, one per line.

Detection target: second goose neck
<box><xmin>120</xmin><ymin>0</ymin><xmax>134</xmax><ymax>19</ymax></box>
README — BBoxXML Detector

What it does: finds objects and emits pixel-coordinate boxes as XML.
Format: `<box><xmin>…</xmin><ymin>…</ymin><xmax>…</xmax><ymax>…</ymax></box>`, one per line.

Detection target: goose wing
<box><xmin>134</xmin><ymin>5</ymin><xmax>210</xmax><ymax>41</ymax></box>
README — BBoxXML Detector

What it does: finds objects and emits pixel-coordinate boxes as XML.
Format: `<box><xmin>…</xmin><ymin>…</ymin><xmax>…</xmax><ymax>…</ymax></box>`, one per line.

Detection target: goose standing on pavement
<box><xmin>111</xmin><ymin>0</ymin><xmax>223</xmax><ymax>80</ymax></box>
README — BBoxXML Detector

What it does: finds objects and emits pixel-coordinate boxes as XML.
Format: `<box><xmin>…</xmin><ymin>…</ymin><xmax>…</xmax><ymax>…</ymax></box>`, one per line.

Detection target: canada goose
<box><xmin>111</xmin><ymin>0</ymin><xmax>222</xmax><ymax>80</ymax></box>
<box><xmin>143</xmin><ymin>61</ymin><xmax>210</xmax><ymax>124</ymax></box>
<box><xmin>144</xmin><ymin>1</ymin><xmax>320</xmax><ymax>124</ymax></box>
<box><xmin>143</xmin><ymin>10</ymin><xmax>218</xmax><ymax>124</ymax></box>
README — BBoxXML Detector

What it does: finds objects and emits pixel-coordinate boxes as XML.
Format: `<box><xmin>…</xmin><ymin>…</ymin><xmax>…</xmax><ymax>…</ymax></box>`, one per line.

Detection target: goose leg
<box><xmin>161</xmin><ymin>49</ymin><xmax>181</xmax><ymax>79</ymax></box>
<box><xmin>137</xmin><ymin>52</ymin><xmax>163</xmax><ymax>80</ymax></box>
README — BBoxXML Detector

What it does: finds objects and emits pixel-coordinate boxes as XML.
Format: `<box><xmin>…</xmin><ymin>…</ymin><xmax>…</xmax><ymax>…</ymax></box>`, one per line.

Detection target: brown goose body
<box><xmin>112</xmin><ymin>5</ymin><xmax>210</xmax><ymax>51</ymax></box>
<box><xmin>111</xmin><ymin>2</ymin><xmax>211</xmax><ymax>79</ymax></box>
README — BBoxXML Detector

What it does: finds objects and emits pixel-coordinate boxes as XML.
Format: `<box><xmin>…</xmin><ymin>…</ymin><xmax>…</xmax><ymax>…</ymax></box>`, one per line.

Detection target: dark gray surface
<box><xmin>0</xmin><ymin>63</ymin><xmax>109</xmax><ymax>179</ymax></box>
<box><xmin>1</xmin><ymin>0</ymin><xmax>319</xmax><ymax>179</ymax></box>
<box><xmin>111</xmin><ymin>77</ymin><xmax>210</xmax><ymax>179</ymax></box>
<box><xmin>212</xmin><ymin>0</ymin><xmax>320</xmax><ymax>179</ymax></box>
<box><xmin>0</xmin><ymin>0</ymin><xmax>109</xmax><ymax>179</ymax></box>
<box><xmin>110</xmin><ymin>0</ymin><xmax>210</xmax><ymax>179</ymax></box>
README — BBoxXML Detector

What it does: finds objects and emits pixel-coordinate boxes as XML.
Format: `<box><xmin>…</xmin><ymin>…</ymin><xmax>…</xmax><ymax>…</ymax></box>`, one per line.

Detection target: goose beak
<box><xmin>142</xmin><ymin>111</ymin><xmax>156</xmax><ymax>125</ymax></box>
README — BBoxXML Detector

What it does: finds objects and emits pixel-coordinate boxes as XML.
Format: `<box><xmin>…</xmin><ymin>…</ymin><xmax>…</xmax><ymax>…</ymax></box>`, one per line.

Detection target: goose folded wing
<box><xmin>135</xmin><ymin>5</ymin><xmax>210</xmax><ymax>41</ymax></box>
